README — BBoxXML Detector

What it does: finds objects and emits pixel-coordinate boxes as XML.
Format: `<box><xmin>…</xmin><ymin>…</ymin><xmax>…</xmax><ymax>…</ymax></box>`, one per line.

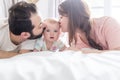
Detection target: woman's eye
<box><xmin>59</xmin><ymin>15</ymin><xmax>63</xmax><ymax>19</ymax></box>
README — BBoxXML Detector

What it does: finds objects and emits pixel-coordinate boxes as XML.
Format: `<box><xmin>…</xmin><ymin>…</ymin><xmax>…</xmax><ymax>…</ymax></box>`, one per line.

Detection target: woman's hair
<box><xmin>58</xmin><ymin>0</ymin><xmax>103</xmax><ymax>50</ymax></box>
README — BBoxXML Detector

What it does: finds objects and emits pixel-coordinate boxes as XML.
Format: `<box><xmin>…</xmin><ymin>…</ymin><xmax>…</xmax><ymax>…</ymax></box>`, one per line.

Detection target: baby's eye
<box><xmin>54</xmin><ymin>30</ymin><xmax>58</xmax><ymax>32</ymax></box>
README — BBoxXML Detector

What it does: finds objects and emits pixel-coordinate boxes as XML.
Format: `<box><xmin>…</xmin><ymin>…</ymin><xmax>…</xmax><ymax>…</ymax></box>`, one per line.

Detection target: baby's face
<box><xmin>43</xmin><ymin>22</ymin><xmax>60</xmax><ymax>43</ymax></box>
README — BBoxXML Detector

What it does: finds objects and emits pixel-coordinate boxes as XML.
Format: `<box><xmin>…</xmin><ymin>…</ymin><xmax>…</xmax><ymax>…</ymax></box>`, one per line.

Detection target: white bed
<box><xmin>0</xmin><ymin>50</ymin><xmax>120</xmax><ymax>80</ymax></box>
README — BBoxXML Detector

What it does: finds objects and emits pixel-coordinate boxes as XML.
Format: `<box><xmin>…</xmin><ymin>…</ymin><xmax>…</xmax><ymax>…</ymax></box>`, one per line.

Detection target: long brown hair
<box><xmin>58</xmin><ymin>0</ymin><xmax>103</xmax><ymax>50</ymax></box>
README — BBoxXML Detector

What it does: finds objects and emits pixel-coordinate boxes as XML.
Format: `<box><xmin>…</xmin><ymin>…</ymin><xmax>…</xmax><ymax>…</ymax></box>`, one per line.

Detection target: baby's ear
<box><xmin>20</xmin><ymin>32</ymin><xmax>31</xmax><ymax>40</ymax></box>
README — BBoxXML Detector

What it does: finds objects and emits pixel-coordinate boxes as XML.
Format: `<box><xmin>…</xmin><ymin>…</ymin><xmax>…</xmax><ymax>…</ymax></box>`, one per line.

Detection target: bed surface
<box><xmin>0</xmin><ymin>50</ymin><xmax>120</xmax><ymax>80</ymax></box>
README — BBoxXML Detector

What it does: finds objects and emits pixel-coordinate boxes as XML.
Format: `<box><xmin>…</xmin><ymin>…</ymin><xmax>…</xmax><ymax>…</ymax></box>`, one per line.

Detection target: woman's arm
<box><xmin>66</xmin><ymin>46</ymin><xmax>120</xmax><ymax>53</ymax></box>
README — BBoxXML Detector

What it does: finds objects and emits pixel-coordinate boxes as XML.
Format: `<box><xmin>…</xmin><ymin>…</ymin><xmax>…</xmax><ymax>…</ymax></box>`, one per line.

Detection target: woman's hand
<box><xmin>81</xmin><ymin>48</ymin><xmax>102</xmax><ymax>53</ymax></box>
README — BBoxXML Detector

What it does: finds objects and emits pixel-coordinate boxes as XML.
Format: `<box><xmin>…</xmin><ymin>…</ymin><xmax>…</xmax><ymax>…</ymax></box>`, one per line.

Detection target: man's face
<box><xmin>29</xmin><ymin>13</ymin><xmax>45</xmax><ymax>39</ymax></box>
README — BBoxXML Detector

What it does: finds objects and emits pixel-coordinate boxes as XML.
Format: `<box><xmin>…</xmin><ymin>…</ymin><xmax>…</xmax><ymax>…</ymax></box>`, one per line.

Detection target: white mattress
<box><xmin>0</xmin><ymin>50</ymin><xmax>120</xmax><ymax>80</ymax></box>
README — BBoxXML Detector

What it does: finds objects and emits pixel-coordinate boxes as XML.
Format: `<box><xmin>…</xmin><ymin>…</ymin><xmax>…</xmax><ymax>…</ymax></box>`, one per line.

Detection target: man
<box><xmin>0</xmin><ymin>1</ymin><xmax>45</xmax><ymax>58</ymax></box>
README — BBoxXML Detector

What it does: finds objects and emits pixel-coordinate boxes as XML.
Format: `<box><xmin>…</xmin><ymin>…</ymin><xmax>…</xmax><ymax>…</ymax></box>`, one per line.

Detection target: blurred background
<box><xmin>0</xmin><ymin>0</ymin><xmax>120</xmax><ymax>22</ymax></box>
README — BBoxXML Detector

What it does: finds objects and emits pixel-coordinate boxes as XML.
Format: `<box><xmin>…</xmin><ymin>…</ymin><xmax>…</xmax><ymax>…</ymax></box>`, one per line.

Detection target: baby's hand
<box><xmin>33</xmin><ymin>49</ymin><xmax>39</xmax><ymax>52</ymax></box>
<box><xmin>65</xmin><ymin>46</ymin><xmax>80</xmax><ymax>51</ymax></box>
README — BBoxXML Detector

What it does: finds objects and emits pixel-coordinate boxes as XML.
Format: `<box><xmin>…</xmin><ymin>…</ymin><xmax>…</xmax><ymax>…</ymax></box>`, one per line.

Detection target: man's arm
<box><xmin>0</xmin><ymin>50</ymin><xmax>20</xmax><ymax>59</ymax></box>
<box><xmin>20</xmin><ymin>40</ymin><xmax>36</xmax><ymax>54</ymax></box>
<box><xmin>19</xmin><ymin>49</ymin><xmax>32</xmax><ymax>54</ymax></box>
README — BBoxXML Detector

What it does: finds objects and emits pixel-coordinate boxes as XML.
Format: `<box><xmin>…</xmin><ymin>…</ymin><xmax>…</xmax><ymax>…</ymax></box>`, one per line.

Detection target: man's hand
<box><xmin>0</xmin><ymin>50</ymin><xmax>19</xmax><ymax>59</ymax></box>
<box><xmin>19</xmin><ymin>49</ymin><xmax>32</xmax><ymax>54</ymax></box>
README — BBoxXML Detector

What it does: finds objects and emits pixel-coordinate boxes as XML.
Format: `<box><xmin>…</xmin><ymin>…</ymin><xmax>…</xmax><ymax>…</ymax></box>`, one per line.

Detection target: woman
<box><xmin>58</xmin><ymin>0</ymin><xmax>120</xmax><ymax>53</ymax></box>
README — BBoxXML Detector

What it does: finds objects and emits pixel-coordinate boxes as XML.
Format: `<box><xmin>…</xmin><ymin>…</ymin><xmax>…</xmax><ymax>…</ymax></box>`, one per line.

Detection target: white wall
<box><xmin>36</xmin><ymin>0</ymin><xmax>49</xmax><ymax>20</ymax></box>
<box><xmin>86</xmin><ymin>0</ymin><xmax>120</xmax><ymax>23</ymax></box>
<box><xmin>36</xmin><ymin>0</ymin><xmax>57</xmax><ymax>20</ymax></box>
<box><xmin>0</xmin><ymin>0</ymin><xmax>56</xmax><ymax>20</ymax></box>
<box><xmin>0</xmin><ymin>0</ymin><xmax>8</xmax><ymax>18</ymax></box>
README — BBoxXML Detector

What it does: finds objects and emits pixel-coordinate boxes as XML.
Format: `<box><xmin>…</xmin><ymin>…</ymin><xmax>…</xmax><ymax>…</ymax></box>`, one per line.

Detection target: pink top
<box><xmin>75</xmin><ymin>16</ymin><xmax>120</xmax><ymax>50</ymax></box>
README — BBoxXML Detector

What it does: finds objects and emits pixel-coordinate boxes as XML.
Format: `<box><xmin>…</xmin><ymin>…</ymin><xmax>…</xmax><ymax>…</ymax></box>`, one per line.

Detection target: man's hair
<box><xmin>8</xmin><ymin>1</ymin><xmax>37</xmax><ymax>35</ymax></box>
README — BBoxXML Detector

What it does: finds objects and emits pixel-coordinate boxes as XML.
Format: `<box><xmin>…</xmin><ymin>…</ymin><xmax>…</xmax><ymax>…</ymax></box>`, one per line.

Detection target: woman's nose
<box><xmin>59</xmin><ymin>18</ymin><xmax>62</xmax><ymax>23</ymax></box>
<box><xmin>59</xmin><ymin>20</ymin><xmax>62</xmax><ymax>26</ymax></box>
<box><xmin>58</xmin><ymin>21</ymin><xmax>61</xmax><ymax>25</ymax></box>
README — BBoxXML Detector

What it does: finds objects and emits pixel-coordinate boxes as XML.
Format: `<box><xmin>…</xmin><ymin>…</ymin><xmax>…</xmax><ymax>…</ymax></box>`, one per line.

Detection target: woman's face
<box><xmin>59</xmin><ymin>15</ymin><xmax>69</xmax><ymax>32</ymax></box>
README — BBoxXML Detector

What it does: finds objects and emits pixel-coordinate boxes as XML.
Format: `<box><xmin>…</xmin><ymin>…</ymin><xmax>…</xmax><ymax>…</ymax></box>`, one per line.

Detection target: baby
<box><xmin>34</xmin><ymin>18</ymin><xmax>66</xmax><ymax>52</ymax></box>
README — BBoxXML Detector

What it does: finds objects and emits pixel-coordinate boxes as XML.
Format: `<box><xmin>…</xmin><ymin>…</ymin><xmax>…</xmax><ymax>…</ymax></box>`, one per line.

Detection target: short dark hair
<box><xmin>8</xmin><ymin>1</ymin><xmax>37</xmax><ymax>35</ymax></box>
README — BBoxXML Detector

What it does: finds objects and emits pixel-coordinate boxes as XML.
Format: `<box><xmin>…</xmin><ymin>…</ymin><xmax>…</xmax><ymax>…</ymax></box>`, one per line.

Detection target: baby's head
<box><xmin>43</xmin><ymin>18</ymin><xmax>60</xmax><ymax>42</ymax></box>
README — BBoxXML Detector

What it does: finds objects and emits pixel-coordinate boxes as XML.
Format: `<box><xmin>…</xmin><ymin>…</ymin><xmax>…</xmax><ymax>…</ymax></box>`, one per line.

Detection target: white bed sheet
<box><xmin>0</xmin><ymin>50</ymin><xmax>120</xmax><ymax>80</ymax></box>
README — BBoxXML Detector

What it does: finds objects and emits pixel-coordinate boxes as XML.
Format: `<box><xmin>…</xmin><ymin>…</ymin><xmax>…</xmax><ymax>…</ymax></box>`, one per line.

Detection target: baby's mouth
<box><xmin>50</xmin><ymin>37</ymin><xmax>54</xmax><ymax>39</ymax></box>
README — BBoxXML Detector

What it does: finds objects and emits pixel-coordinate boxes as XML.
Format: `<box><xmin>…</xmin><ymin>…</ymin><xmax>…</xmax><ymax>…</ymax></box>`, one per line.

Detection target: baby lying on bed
<box><xmin>34</xmin><ymin>18</ymin><xmax>66</xmax><ymax>52</ymax></box>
